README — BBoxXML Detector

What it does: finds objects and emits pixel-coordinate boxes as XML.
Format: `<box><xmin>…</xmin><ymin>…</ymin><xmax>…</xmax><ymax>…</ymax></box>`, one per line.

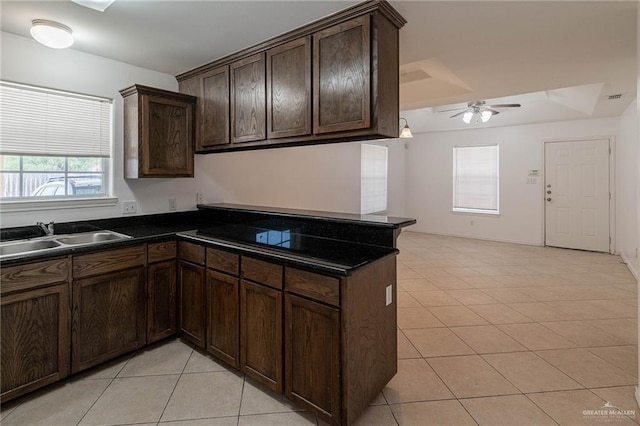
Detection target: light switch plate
<box><xmin>385</xmin><ymin>285</ymin><xmax>392</xmax><ymax>306</ymax></box>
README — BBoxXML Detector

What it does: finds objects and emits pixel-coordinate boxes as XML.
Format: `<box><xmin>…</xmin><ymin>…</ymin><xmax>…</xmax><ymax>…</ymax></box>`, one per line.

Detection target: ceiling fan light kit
<box><xmin>450</xmin><ymin>100</ymin><xmax>521</xmax><ymax>125</ymax></box>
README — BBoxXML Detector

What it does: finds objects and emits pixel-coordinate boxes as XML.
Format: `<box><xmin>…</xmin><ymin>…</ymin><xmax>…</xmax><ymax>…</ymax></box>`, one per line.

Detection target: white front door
<box><xmin>544</xmin><ymin>139</ymin><xmax>610</xmax><ymax>252</ymax></box>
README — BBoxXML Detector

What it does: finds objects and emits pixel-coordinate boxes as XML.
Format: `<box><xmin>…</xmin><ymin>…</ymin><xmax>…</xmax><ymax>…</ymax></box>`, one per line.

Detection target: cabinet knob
<box><xmin>546</xmin><ymin>197</ymin><xmax>552</xmax><ymax>202</ymax></box>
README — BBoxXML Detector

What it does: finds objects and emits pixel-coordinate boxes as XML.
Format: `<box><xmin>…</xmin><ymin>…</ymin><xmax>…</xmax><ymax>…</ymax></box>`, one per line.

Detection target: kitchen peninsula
<box><xmin>0</xmin><ymin>204</ymin><xmax>415</xmax><ymax>425</ymax></box>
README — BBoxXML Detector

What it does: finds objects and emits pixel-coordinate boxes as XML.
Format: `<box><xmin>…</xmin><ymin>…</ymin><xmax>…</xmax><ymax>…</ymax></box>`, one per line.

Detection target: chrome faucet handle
<box><xmin>36</xmin><ymin>221</ymin><xmax>55</xmax><ymax>236</ymax></box>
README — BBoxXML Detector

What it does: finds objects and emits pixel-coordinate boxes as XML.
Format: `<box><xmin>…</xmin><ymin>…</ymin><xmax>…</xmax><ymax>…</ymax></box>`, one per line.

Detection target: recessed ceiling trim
<box><xmin>70</xmin><ymin>0</ymin><xmax>115</xmax><ymax>12</ymax></box>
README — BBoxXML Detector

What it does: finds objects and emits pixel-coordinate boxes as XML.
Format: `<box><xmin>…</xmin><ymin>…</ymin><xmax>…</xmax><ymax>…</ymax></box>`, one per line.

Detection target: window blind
<box><xmin>453</xmin><ymin>145</ymin><xmax>499</xmax><ymax>212</ymax></box>
<box><xmin>361</xmin><ymin>143</ymin><xmax>388</xmax><ymax>214</ymax></box>
<box><xmin>0</xmin><ymin>81</ymin><xmax>112</xmax><ymax>157</ymax></box>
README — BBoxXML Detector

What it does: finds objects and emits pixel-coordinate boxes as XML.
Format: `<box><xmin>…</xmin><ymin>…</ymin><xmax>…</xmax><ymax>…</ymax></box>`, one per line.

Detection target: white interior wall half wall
<box><xmin>194</xmin><ymin>138</ymin><xmax>407</xmax><ymax>217</ymax></box>
<box><xmin>617</xmin><ymin>101</ymin><xmax>639</xmax><ymax>278</ymax></box>
<box><xmin>405</xmin><ymin>117</ymin><xmax>620</xmax><ymax>246</ymax></box>
<box><xmin>195</xmin><ymin>142</ymin><xmax>363</xmax><ymax>214</ymax></box>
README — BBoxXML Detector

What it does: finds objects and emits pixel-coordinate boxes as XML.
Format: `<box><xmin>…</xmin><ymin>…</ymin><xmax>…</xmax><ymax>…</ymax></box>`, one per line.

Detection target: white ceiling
<box><xmin>1</xmin><ymin>0</ymin><xmax>637</xmax><ymax>131</ymax></box>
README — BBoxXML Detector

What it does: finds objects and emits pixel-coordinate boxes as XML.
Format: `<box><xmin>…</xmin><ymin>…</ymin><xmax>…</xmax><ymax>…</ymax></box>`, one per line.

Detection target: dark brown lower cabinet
<box><xmin>72</xmin><ymin>267</ymin><xmax>146</xmax><ymax>373</ymax></box>
<box><xmin>240</xmin><ymin>279</ymin><xmax>283</xmax><ymax>393</ymax></box>
<box><xmin>1</xmin><ymin>282</ymin><xmax>70</xmax><ymax>403</ymax></box>
<box><xmin>178</xmin><ymin>260</ymin><xmax>206</xmax><ymax>348</ymax></box>
<box><xmin>148</xmin><ymin>259</ymin><xmax>177</xmax><ymax>343</ymax></box>
<box><xmin>285</xmin><ymin>293</ymin><xmax>340</xmax><ymax>424</ymax></box>
<box><xmin>206</xmin><ymin>270</ymin><xmax>239</xmax><ymax>367</ymax></box>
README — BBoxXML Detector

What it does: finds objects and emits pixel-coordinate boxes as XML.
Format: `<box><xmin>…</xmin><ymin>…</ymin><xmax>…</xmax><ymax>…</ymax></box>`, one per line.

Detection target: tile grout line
<box><xmin>75</xmin><ymin>351</ymin><xmax>135</xmax><ymax>426</ymax></box>
<box><xmin>156</xmin><ymin>345</ymin><xmax>195</xmax><ymax>424</ymax></box>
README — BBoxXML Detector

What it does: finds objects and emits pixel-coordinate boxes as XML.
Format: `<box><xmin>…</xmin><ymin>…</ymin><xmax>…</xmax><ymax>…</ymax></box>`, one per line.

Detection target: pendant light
<box><xmin>399</xmin><ymin>118</ymin><xmax>413</xmax><ymax>138</ymax></box>
<box><xmin>30</xmin><ymin>20</ymin><xmax>74</xmax><ymax>49</ymax></box>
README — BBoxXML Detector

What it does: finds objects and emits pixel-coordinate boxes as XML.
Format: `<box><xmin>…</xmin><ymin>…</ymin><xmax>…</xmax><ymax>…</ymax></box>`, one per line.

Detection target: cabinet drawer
<box><xmin>1</xmin><ymin>257</ymin><xmax>69</xmax><ymax>295</ymax></box>
<box><xmin>207</xmin><ymin>247</ymin><xmax>239</xmax><ymax>276</ymax></box>
<box><xmin>148</xmin><ymin>240</ymin><xmax>177</xmax><ymax>263</ymax></box>
<box><xmin>73</xmin><ymin>245</ymin><xmax>146</xmax><ymax>279</ymax></box>
<box><xmin>179</xmin><ymin>241</ymin><xmax>205</xmax><ymax>265</ymax></box>
<box><xmin>285</xmin><ymin>267</ymin><xmax>339</xmax><ymax>307</ymax></box>
<box><xmin>241</xmin><ymin>256</ymin><xmax>282</xmax><ymax>290</ymax></box>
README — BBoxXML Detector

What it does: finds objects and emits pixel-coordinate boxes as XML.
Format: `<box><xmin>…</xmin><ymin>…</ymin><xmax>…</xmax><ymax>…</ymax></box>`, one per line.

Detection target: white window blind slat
<box><xmin>0</xmin><ymin>82</ymin><xmax>112</xmax><ymax>157</ymax></box>
<box><xmin>453</xmin><ymin>145</ymin><xmax>499</xmax><ymax>212</ymax></box>
<box><xmin>361</xmin><ymin>144</ymin><xmax>388</xmax><ymax>214</ymax></box>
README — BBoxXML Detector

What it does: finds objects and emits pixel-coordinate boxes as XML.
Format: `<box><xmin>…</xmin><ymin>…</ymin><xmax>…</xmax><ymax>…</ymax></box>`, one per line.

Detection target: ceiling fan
<box><xmin>441</xmin><ymin>100</ymin><xmax>521</xmax><ymax>124</ymax></box>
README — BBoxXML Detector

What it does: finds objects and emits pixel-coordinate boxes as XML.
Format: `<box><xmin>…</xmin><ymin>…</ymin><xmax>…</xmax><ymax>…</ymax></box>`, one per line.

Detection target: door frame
<box><xmin>541</xmin><ymin>136</ymin><xmax>616</xmax><ymax>254</ymax></box>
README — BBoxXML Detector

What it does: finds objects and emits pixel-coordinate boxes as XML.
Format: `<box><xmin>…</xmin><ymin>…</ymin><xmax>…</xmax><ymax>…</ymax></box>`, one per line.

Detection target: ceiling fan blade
<box><xmin>449</xmin><ymin>110</ymin><xmax>468</xmax><ymax>118</ymax></box>
<box><xmin>438</xmin><ymin>107</ymin><xmax>466</xmax><ymax>113</ymax></box>
<box><xmin>486</xmin><ymin>109</ymin><xmax>500</xmax><ymax>115</ymax></box>
<box><xmin>485</xmin><ymin>103</ymin><xmax>521</xmax><ymax>108</ymax></box>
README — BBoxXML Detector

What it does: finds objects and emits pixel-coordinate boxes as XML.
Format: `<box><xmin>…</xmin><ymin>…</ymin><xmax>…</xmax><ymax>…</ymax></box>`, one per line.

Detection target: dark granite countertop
<box><xmin>179</xmin><ymin>224</ymin><xmax>397</xmax><ymax>275</ymax></box>
<box><xmin>198</xmin><ymin>203</ymin><xmax>416</xmax><ymax>228</ymax></box>
<box><xmin>1</xmin><ymin>207</ymin><xmax>411</xmax><ymax>275</ymax></box>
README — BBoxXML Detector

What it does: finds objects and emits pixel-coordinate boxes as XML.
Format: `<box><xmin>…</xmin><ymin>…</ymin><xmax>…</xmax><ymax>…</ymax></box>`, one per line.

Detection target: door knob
<box><xmin>546</xmin><ymin>197</ymin><xmax>552</xmax><ymax>202</ymax></box>
<box><xmin>546</xmin><ymin>190</ymin><xmax>552</xmax><ymax>194</ymax></box>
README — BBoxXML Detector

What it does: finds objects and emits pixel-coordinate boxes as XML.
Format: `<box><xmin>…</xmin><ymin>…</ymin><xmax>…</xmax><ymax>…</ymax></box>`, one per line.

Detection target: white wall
<box><xmin>0</xmin><ymin>32</ymin><xmax>387</xmax><ymax>227</ymax></box>
<box><xmin>405</xmin><ymin>117</ymin><xmax>621</xmax><ymax>246</ymax></box>
<box><xmin>617</xmin><ymin>101</ymin><xmax>639</xmax><ymax>277</ymax></box>
<box><xmin>194</xmin><ymin>142</ymin><xmax>362</xmax><ymax>214</ymax></box>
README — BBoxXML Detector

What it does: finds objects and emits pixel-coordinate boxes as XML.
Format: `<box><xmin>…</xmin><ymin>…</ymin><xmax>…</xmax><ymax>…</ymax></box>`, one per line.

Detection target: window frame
<box><xmin>360</xmin><ymin>143</ymin><xmax>389</xmax><ymax>215</ymax></box>
<box><xmin>0</xmin><ymin>81</ymin><xmax>116</xmax><ymax>212</ymax></box>
<box><xmin>452</xmin><ymin>144</ymin><xmax>500</xmax><ymax>215</ymax></box>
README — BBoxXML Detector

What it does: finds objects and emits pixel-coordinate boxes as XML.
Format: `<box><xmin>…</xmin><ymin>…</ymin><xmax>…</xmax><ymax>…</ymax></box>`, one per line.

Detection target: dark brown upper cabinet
<box><xmin>179</xmin><ymin>67</ymin><xmax>230</xmax><ymax>150</ymax></box>
<box><xmin>175</xmin><ymin>0</ymin><xmax>406</xmax><ymax>154</ymax></box>
<box><xmin>313</xmin><ymin>16</ymin><xmax>370</xmax><ymax>134</ymax></box>
<box><xmin>267</xmin><ymin>37</ymin><xmax>311</xmax><ymax>139</ymax></box>
<box><xmin>120</xmin><ymin>85</ymin><xmax>197</xmax><ymax>178</ymax></box>
<box><xmin>231</xmin><ymin>53</ymin><xmax>266</xmax><ymax>143</ymax></box>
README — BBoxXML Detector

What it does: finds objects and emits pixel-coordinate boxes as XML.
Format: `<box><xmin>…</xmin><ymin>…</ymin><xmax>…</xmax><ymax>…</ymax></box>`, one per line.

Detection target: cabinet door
<box><xmin>178</xmin><ymin>260</ymin><xmax>206</xmax><ymax>348</ymax></box>
<box><xmin>313</xmin><ymin>15</ymin><xmax>371</xmax><ymax>134</ymax></box>
<box><xmin>266</xmin><ymin>37</ymin><xmax>311</xmax><ymax>139</ymax></box>
<box><xmin>240</xmin><ymin>280</ymin><xmax>282</xmax><ymax>393</ymax></box>
<box><xmin>141</xmin><ymin>94</ymin><xmax>195</xmax><ymax>177</ymax></box>
<box><xmin>1</xmin><ymin>283</ymin><xmax>69</xmax><ymax>403</ymax></box>
<box><xmin>206</xmin><ymin>270</ymin><xmax>239</xmax><ymax>367</ymax></box>
<box><xmin>72</xmin><ymin>267</ymin><xmax>146</xmax><ymax>373</ymax></box>
<box><xmin>200</xmin><ymin>66</ymin><xmax>230</xmax><ymax>148</ymax></box>
<box><xmin>231</xmin><ymin>53</ymin><xmax>266</xmax><ymax>143</ymax></box>
<box><xmin>148</xmin><ymin>260</ymin><xmax>177</xmax><ymax>344</ymax></box>
<box><xmin>285</xmin><ymin>293</ymin><xmax>340</xmax><ymax>423</ymax></box>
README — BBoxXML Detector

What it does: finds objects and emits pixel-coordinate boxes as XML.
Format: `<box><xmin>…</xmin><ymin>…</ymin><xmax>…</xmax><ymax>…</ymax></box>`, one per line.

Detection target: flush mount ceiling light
<box><xmin>399</xmin><ymin>117</ymin><xmax>413</xmax><ymax>138</ymax></box>
<box><xmin>70</xmin><ymin>0</ymin><xmax>115</xmax><ymax>12</ymax></box>
<box><xmin>30</xmin><ymin>20</ymin><xmax>74</xmax><ymax>49</ymax></box>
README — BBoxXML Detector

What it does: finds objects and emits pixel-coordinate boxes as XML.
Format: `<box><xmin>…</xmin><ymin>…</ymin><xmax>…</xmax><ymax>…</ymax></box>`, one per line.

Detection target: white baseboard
<box><xmin>404</xmin><ymin>229</ymin><xmax>543</xmax><ymax>247</ymax></box>
<box><xmin>620</xmin><ymin>252</ymin><xmax>640</xmax><ymax>281</ymax></box>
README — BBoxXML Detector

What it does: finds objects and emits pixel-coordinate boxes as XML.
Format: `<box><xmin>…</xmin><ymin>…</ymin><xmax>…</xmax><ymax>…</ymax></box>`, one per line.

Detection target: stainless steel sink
<box><xmin>56</xmin><ymin>231</ymin><xmax>130</xmax><ymax>246</ymax></box>
<box><xmin>0</xmin><ymin>239</ymin><xmax>62</xmax><ymax>257</ymax></box>
<box><xmin>0</xmin><ymin>230</ymin><xmax>131</xmax><ymax>259</ymax></box>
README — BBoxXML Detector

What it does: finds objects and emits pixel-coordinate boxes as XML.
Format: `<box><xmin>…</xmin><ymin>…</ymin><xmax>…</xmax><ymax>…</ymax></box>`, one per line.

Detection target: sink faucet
<box><xmin>37</xmin><ymin>221</ymin><xmax>55</xmax><ymax>236</ymax></box>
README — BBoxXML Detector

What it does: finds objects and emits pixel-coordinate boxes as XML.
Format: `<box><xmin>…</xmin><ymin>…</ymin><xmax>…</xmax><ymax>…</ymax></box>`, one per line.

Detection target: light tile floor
<box><xmin>1</xmin><ymin>232</ymin><xmax>638</xmax><ymax>425</ymax></box>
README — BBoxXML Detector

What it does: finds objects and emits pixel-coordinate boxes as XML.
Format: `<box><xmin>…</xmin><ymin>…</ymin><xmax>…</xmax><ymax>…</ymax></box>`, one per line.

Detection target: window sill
<box><xmin>0</xmin><ymin>197</ymin><xmax>118</xmax><ymax>213</ymax></box>
<box><xmin>452</xmin><ymin>208</ymin><xmax>500</xmax><ymax>216</ymax></box>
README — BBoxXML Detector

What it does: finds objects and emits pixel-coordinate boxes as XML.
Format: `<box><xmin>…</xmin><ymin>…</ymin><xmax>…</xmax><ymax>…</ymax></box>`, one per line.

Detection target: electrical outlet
<box><xmin>169</xmin><ymin>198</ymin><xmax>177</xmax><ymax>211</ymax></box>
<box><xmin>196</xmin><ymin>192</ymin><xmax>204</xmax><ymax>205</ymax></box>
<box><xmin>385</xmin><ymin>285</ymin><xmax>392</xmax><ymax>306</ymax></box>
<box><xmin>122</xmin><ymin>200</ymin><xmax>137</xmax><ymax>214</ymax></box>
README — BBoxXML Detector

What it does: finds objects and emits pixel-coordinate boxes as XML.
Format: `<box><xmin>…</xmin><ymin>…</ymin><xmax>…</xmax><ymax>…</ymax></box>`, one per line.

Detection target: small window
<box><xmin>361</xmin><ymin>144</ymin><xmax>388</xmax><ymax>214</ymax></box>
<box><xmin>453</xmin><ymin>145</ymin><xmax>499</xmax><ymax>214</ymax></box>
<box><xmin>0</xmin><ymin>81</ymin><xmax>111</xmax><ymax>201</ymax></box>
